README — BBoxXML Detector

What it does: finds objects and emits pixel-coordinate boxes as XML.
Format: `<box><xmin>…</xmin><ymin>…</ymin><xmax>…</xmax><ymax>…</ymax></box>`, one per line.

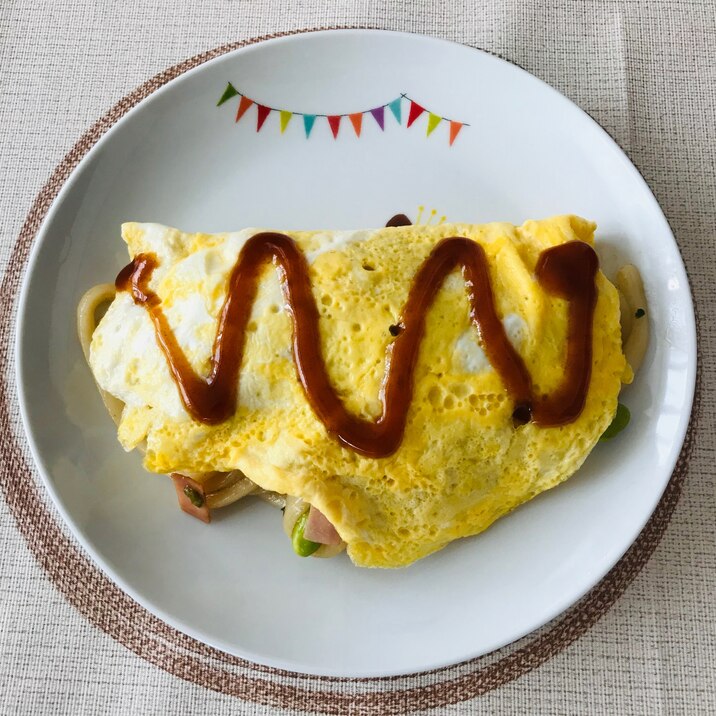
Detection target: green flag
<box><xmin>217</xmin><ymin>82</ymin><xmax>239</xmax><ymax>107</ymax></box>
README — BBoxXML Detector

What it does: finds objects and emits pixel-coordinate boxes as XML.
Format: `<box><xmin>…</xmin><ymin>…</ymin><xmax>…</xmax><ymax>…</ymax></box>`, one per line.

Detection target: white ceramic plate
<box><xmin>16</xmin><ymin>30</ymin><xmax>696</xmax><ymax>677</ymax></box>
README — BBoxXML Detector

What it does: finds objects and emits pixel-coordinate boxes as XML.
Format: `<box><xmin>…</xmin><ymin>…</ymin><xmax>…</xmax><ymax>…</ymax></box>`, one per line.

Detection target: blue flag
<box><xmin>303</xmin><ymin>114</ymin><xmax>316</xmax><ymax>138</ymax></box>
<box><xmin>388</xmin><ymin>97</ymin><xmax>402</xmax><ymax>124</ymax></box>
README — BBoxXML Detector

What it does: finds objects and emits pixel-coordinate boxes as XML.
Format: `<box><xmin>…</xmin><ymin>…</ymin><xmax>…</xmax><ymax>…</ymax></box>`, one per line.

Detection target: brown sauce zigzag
<box><xmin>115</xmin><ymin>231</ymin><xmax>598</xmax><ymax>457</ymax></box>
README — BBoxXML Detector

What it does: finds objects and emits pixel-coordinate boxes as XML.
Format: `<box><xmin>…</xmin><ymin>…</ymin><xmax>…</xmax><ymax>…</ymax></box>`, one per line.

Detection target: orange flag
<box><xmin>349</xmin><ymin>113</ymin><xmax>363</xmax><ymax>137</ymax></box>
<box><xmin>449</xmin><ymin>121</ymin><xmax>464</xmax><ymax>146</ymax></box>
<box><xmin>235</xmin><ymin>96</ymin><xmax>253</xmax><ymax>122</ymax></box>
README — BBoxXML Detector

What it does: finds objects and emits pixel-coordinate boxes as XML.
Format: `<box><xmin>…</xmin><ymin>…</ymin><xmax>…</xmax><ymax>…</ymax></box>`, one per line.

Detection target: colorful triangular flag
<box><xmin>449</xmin><ymin>121</ymin><xmax>463</xmax><ymax>146</ymax></box>
<box><xmin>303</xmin><ymin>114</ymin><xmax>316</xmax><ymax>138</ymax></box>
<box><xmin>235</xmin><ymin>96</ymin><xmax>253</xmax><ymax>122</ymax></box>
<box><xmin>327</xmin><ymin>115</ymin><xmax>341</xmax><ymax>139</ymax></box>
<box><xmin>256</xmin><ymin>105</ymin><xmax>271</xmax><ymax>131</ymax></box>
<box><xmin>407</xmin><ymin>101</ymin><xmax>425</xmax><ymax>127</ymax></box>
<box><xmin>349</xmin><ymin>113</ymin><xmax>362</xmax><ymax>137</ymax></box>
<box><xmin>426</xmin><ymin>113</ymin><xmax>442</xmax><ymax>136</ymax></box>
<box><xmin>370</xmin><ymin>106</ymin><xmax>385</xmax><ymax>130</ymax></box>
<box><xmin>388</xmin><ymin>97</ymin><xmax>402</xmax><ymax>124</ymax></box>
<box><xmin>217</xmin><ymin>82</ymin><xmax>239</xmax><ymax>106</ymax></box>
<box><xmin>280</xmin><ymin>110</ymin><xmax>292</xmax><ymax>133</ymax></box>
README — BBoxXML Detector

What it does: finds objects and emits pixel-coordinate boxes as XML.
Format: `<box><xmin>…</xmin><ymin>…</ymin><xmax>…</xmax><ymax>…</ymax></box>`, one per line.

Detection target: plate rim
<box><xmin>13</xmin><ymin>28</ymin><xmax>698</xmax><ymax>677</ymax></box>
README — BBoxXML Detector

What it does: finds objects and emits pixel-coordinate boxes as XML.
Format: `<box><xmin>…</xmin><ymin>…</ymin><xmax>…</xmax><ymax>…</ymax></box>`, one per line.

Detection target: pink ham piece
<box><xmin>171</xmin><ymin>473</ymin><xmax>211</xmax><ymax>524</ymax></box>
<box><xmin>303</xmin><ymin>505</ymin><xmax>342</xmax><ymax>545</ymax></box>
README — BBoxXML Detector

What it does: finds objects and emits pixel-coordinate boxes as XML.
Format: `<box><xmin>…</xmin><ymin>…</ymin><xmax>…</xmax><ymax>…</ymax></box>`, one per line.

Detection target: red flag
<box><xmin>256</xmin><ymin>104</ymin><xmax>271</xmax><ymax>131</ymax></box>
<box><xmin>449</xmin><ymin>121</ymin><xmax>464</xmax><ymax>146</ymax></box>
<box><xmin>348</xmin><ymin>113</ymin><xmax>363</xmax><ymax>137</ymax></box>
<box><xmin>327</xmin><ymin>115</ymin><xmax>341</xmax><ymax>139</ymax></box>
<box><xmin>235</xmin><ymin>96</ymin><xmax>253</xmax><ymax>122</ymax></box>
<box><xmin>407</xmin><ymin>101</ymin><xmax>425</xmax><ymax>127</ymax></box>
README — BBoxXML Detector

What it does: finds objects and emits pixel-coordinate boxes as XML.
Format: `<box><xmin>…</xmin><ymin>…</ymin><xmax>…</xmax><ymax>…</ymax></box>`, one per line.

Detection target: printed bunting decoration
<box><xmin>235</xmin><ymin>95</ymin><xmax>253</xmax><ymax>123</ymax></box>
<box><xmin>327</xmin><ymin>115</ymin><xmax>341</xmax><ymax>138</ymax></box>
<box><xmin>388</xmin><ymin>97</ymin><xmax>402</xmax><ymax>124</ymax></box>
<box><xmin>217</xmin><ymin>83</ymin><xmax>469</xmax><ymax>146</ymax></box>
<box><xmin>426</xmin><ymin>113</ymin><xmax>442</xmax><ymax>136</ymax></box>
<box><xmin>218</xmin><ymin>82</ymin><xmax>239</xmax><ymax>106</ymax></box>
<box><xmin>449</xmin><ymin>121</ymin><xmax>464</xmax><ymax>146</ymax></box>
<box><xmin>407</xmin><ymin>101</ymin><xmax>425</xmax><ymax>128</ymax></box>
<box><xmin>370</xmin><ymin>106</ymin><xmax>385</xmax><ymax>130</ymax></box>
<box><xmin>256</xmin><ymin>104</ymin><xmax>271</xmax><ymax>131</ymax></box>
<box><xmin>349</xmin><ymin>112</ymin><xmax>363</xmax><ymax>137</ymax></box>
<box><xmin>303</xmin><ymin>114</ymin><xmax>316</xmax><ymax>138</ymax></box>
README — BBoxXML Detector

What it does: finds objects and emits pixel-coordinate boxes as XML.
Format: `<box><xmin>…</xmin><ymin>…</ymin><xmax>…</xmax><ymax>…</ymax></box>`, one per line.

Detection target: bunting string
<box><xmin>217</xmin><ymin>83</ymin><xmax>468</xmax><ymax>146</ymax></box>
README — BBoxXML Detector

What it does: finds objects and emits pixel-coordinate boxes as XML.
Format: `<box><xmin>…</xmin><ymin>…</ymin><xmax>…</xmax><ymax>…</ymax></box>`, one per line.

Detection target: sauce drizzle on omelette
<box><xmin>115</xmin><ymin>232</ymin><xmax>598</xmax><ymax>457</ymax></box>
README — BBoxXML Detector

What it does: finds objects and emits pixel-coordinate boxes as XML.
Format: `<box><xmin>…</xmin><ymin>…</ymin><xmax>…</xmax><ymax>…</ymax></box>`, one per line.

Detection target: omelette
<box><xmin>81</xmin><ymin>215</ymin><xmax>644</xmax><ymax>568</ymax></box>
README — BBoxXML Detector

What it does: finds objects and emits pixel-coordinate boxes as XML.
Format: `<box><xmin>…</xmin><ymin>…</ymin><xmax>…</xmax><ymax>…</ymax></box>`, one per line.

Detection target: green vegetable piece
<box><xmin>635</xmin><ymin>308</ymin><xmax>646</xmax><ymax>318</ymax></box>
<box><xmin>600</xmin><ymin>403</ymin><xmax>631</xmax><ymax>440</ymax></box>
<box><xmin>183</xmin><ymin>485</ymin><xmax>204</xmax><ymax>508</ymax></box>
<box><xmin>292</xmin><ymin>511</ymin><xmax>320</xmax><ymax>557</ymax></box>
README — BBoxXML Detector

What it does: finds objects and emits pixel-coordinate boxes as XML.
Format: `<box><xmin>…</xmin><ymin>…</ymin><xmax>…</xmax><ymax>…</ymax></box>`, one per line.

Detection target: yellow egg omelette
<box><xmin>87</xmin><ymin>215</ymin><xmax>631</xmax><ymax>568</ymax></box>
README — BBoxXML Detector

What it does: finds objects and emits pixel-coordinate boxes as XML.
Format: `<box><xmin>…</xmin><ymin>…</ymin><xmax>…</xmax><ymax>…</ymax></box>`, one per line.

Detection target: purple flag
<box><xmin>370</xmin><ymin>106</ymin><xmax>385</xmax><ymax>130</ymax></box>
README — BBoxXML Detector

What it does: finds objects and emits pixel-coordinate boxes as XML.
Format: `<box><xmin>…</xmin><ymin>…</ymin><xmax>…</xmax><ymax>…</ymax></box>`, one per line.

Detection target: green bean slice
<box><xmin>183</xmin><ymin>485</ymin><xmax>204</xmax><ymax>508</ymax></box>
<box><xmin>600</xmin><ymin>402</ymin><xmax>631</xmax><ymax>440</ymax></box>
<box><xmin>292</xmin><ymin>510</ymin><xmax>320</xmax><ymax>557</ymax></box>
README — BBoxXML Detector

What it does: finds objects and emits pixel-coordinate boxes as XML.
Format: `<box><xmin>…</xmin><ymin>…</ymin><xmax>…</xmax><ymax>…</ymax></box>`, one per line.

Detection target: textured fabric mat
<box><xmin>0</xmin><ymin>2</ymin><xmax>714</xmax><ymax>714</ymax></box>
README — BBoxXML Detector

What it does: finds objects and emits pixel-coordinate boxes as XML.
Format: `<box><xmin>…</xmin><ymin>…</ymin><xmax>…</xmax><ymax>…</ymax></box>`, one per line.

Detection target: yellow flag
<box><xmin>426</xmin><ymin>113</ymin><xmax>442</xmax><ymax>136</ymax></box>
<box><xmin>280</xmin><ymin>110</ymin><xmax>292</xmax><ymax>133</ymax></box>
